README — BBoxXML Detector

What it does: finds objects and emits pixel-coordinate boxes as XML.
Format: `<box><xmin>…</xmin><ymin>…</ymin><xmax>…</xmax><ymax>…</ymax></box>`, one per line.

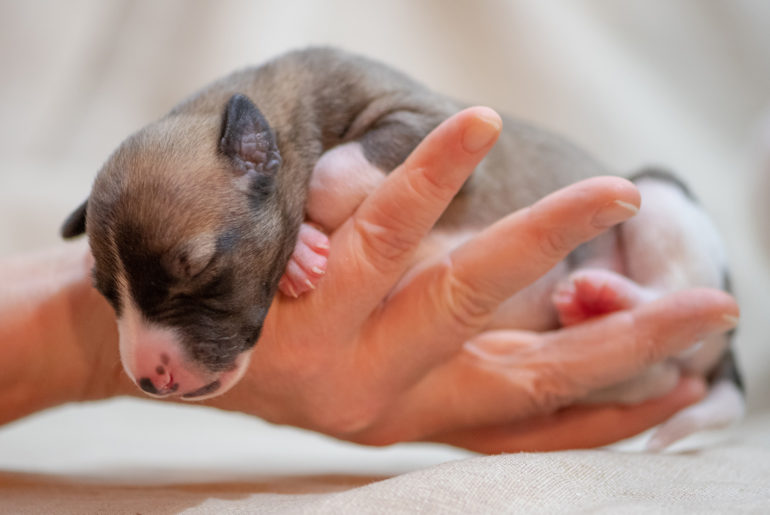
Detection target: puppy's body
<box><xmin>64</xmin><ymin>47</ymin><xmax>742</xmax><ymax>447</ymax></box>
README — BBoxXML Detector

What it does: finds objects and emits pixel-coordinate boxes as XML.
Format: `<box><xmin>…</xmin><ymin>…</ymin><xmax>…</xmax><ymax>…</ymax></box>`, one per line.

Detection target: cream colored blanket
<box><xmin>1</xmin><ymin>1</ymin><xmax>769</xmax><ymax>512</ymax></box>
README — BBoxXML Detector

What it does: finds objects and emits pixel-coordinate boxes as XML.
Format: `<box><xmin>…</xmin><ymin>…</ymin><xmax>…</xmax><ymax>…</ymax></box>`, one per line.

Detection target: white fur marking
<box><xmin>645</xmin><ymin>380</ymin><xmax>745</xmax><ymax>452</ymax></box>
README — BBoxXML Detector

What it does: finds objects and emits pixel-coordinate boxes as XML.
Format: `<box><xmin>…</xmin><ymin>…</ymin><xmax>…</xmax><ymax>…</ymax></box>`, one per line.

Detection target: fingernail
<box><xmin>462</xmin><ymin>113</ymin><xmax>502</xmax><ymax>153</ymax></box>
<box><xmin>305</xmin><ymin>279</ymin><xmax>315</xmax><ymax>290</ymax></box>
<box><xmin>592</xmin><ymin>200</ymin><xmax>639</xmax><ymax>228</ymax></box>
<box><xmin>722</xmin><ymin>314</ymin><xmax>739</xmax><ymax>329</ymax></box>
<box><xmin>311</xmin><ymin>266</ymin><xmax>325</xmax><ymax>275</ymax></box>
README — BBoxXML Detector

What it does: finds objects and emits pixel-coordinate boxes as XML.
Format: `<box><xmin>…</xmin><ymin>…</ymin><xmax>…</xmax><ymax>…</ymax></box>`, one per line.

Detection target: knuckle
<box><xmin>532</xmin><ymin>387</ymin><xmax>574</xmax><ymax>414</ymax></box>
<box><xmin>442</xmin><ymin>264</ymin><xmax>494</xmax><ymax>331</ymax></box>
<box><xmin>523</xmin><ymin>206</ymin><xmax>576</xmax><ymax>262</ymax></box>
<box><xmin>524</xmin><ymin>364</ymin><xmax>582</xmax><ymax>414</ymax></box>
<box><xmin>353</xmin><ymin>214</ymin><xmax>417</xmax><ymax>268</ymax></box>
<box><xmin>405</xmin><ymin>164</ymin><xmax>457</xmax><ymax>205</ymax></box>
<box><xmin>633</xmin><ymin>335</ymin><xmax>666</xmax><ymax>369</ymax></box>
<box><xmin>628</xmin><ymin>312</ymin><xmax>667</xmax><ymax>367</ymax></box>
<box><xmin>536</xmin><ymin>227</ymin><xmax>572</xmax><ymax>262</ymax></box>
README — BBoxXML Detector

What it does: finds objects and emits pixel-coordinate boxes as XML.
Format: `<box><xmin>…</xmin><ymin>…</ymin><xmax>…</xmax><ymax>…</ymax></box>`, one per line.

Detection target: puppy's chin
<box><xmin>179</xmin><ymin>351</ymin><xmax>252</xmax><ymax>401</ymax></box>
<box><xmin>117</xmin><ymin>306</ymin><xmax>251</xmax><ymax>401</ymax></box>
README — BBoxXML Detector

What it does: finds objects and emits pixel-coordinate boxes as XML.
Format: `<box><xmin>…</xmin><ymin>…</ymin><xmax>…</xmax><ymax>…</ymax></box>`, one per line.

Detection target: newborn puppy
<box><xmin>62</xmin><ymin>47</ymin><xmax>742</xmax><ymax>448</ymax></box>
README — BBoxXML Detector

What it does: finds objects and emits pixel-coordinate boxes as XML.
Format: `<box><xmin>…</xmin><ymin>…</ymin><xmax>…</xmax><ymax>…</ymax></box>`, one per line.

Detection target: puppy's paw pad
<box><xmin>553</xmin><ymin>269</ymin><xmax>651</xmax><ymax>326</ymax></box>
<box><xmin>278</xmin><ymin>223</ymin><xmax>329</xmax><ymax>298</ymax></box>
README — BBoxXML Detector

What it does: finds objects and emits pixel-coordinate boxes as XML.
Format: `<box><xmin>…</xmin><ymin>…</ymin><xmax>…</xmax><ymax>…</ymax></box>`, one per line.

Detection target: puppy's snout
<box><xmin>137</xmin><ymin>359</ymin><xmax>179</xmax><ymax>396</ymax></box>
<box><xmin>130</xmin><ymin>349</ymin><xmax>217</xmax><ymax>400</ymax></box>
<box><xmin>118</xmin><ymin>312</ymin><xmax>254</xmax><ymax>401</ymax></box>
<box><xmin>130</xmin><ymin>350</ymin><xmax>239</xmax><ymax>400</ymax></box>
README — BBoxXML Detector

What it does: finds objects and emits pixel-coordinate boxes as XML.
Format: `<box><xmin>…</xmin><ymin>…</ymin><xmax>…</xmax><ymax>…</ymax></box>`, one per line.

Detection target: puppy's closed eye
<box><xmin>166</xmin><ymin>233</ymin><xmax>218</xmax><ymax>280</ymax></box>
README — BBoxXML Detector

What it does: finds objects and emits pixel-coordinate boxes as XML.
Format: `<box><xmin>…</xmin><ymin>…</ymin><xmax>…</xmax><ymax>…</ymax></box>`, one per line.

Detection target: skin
<box><xmin>0</xmin><ymin>108</ymin><xmax>739</xmax><ymax>452</ymax></box>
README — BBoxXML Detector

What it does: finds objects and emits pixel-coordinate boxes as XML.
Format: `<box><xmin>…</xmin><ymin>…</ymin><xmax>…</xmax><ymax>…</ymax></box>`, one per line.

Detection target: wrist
<box><xmin>0</xmin><ymin>242</ymin><xmax>128</xmax><ymax>425</ymax></box>
<box><xmin>63</xmin><ymin>242</ymin><xmax>135</xmax><ymax>401</ymax></box>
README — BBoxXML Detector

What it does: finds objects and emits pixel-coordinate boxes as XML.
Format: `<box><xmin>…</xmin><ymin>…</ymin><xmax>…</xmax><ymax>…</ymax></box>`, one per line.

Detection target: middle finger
<box><xmin>367</xmin><ymin>176</ymin><xmax>640</xmax><ymax>380</ymax></box>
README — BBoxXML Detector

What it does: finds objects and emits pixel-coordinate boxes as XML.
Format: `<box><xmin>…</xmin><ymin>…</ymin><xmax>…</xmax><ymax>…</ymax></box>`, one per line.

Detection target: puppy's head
<box><xmin>63</xmin><ymin>94</ymin><xmax>292</xmax><ymax>400</ymax></box>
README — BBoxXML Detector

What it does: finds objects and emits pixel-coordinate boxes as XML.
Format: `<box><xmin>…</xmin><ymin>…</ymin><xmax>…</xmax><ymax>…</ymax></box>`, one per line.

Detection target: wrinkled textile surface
<box><xmin>1</xmin><ymin>419</ymin><xmax>769</xmax><ymax>514</ymax></box>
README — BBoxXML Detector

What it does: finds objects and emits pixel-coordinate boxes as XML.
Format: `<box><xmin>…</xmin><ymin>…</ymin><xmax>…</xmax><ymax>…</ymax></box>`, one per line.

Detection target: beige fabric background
<box><xmin>1</xmin><ymin>0</ymin><xmax>769</xmax><ymax>512</ymax></box>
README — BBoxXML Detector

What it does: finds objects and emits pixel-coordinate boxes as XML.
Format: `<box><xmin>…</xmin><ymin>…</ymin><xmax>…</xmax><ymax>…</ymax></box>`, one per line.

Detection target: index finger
<box><xmin>321</xmin><ymin>107</ymin><xmax>502</xmax><ymax>326</ymax></box>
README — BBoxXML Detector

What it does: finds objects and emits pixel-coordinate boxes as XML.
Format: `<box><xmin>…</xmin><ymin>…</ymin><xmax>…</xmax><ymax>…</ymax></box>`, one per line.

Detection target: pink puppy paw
<box><xmin>553</xmin><ymin>268</ymin><xmax>657</xmax><ymax>326</ymax></box>
<box><xmin>278</xmin><ymin>223</ymin><xmax>330</xmax><ymax>298</ymax></box>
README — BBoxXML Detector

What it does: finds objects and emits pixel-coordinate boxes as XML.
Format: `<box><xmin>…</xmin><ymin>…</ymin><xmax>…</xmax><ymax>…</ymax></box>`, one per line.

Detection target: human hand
<box><xmin>0</xmin><ymin>108</ymin><xmax>739</xmax><ymax>453</ymax></box>
<box><xmin>195</xmin><ymin>107</ymin><xmax>739</xmax><ymax>449</ymax></box>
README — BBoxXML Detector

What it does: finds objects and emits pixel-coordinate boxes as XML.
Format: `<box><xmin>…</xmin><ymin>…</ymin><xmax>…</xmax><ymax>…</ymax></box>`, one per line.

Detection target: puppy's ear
<box><xmin>61</xmin><ymin>199</ymin><xmax>88</xmax><ymax>238</ymax></box>
<box><xmin>219</xmin><ymin>94</ymin><xmax>282</xmax><ymax>177</ymax></box>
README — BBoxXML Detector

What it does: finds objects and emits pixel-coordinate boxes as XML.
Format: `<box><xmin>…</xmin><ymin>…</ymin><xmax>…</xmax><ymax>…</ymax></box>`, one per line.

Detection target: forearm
<box><xmin>0</xmin><ymin>242</ymin><xmax>126</xmax><ymax>425</ymax></box>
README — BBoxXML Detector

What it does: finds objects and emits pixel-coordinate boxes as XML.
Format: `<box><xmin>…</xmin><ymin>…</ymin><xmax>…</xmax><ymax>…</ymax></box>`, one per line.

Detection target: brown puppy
<box><xmin>63</xmin><ymin>47</ymin><xmax>742</xmax><ymax>448</ymax></box>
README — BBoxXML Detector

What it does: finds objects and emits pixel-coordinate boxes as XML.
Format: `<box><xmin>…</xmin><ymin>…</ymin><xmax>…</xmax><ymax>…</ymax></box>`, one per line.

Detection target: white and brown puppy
<box><xmin>63</xmin><ymin>47</ymin><xmax>742</xmax><ymax>448</ymax></box>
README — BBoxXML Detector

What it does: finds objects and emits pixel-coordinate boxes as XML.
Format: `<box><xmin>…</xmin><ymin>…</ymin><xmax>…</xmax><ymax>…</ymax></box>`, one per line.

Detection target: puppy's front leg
<box><xmin>278</xmin><ymin>223</ymin><xmax>330</xmax><ymax>298</ymax></box>
<box><xmin>278</xmin><ymin>142</ymin><xmax>386</xmax><ymax>298</ymax></box>
<box><xmin>279</xmin><ymin>106</ymin><xmax>450</xmax><ymax>298</ymax></box>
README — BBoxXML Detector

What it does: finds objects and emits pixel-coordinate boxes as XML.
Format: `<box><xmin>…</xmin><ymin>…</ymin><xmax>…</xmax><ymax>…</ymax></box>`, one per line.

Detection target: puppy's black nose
<box><xmin>137</xmin><ymin>376</ymin><xmax>179</xmax><ymax>396</ymax></box>
<box><xmin>138</xmin><ymin>377</ymin><xmax>158</xmax><ymax>395</ymax></box>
